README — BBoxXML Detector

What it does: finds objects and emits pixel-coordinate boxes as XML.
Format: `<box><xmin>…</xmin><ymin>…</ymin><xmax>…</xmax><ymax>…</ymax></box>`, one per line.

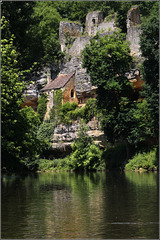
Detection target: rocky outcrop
<box><xmin>52</xmin><ymin>120</ymin><xmax>107</xmax><ymax>150</ymax></box>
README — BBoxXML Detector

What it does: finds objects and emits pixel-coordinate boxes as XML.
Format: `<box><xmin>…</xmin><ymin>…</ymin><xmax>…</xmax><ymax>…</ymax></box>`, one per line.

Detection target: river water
<box><xmin>2</xmin><ymin>171</ymin><xmax>159</xmax><ymax>239</ymax></box>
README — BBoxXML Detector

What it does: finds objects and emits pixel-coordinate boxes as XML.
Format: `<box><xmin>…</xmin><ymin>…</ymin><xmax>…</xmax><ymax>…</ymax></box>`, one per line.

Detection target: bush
<box><xmin>70</xmin><ymin>123</ymin><xmax>103</xmax><ymax>170</ymax></box>
<box><xmin>37</xmin><ymin>159</ymin><xmax>54</xmax><ymax>171</ymax></box>
<box><xmin>125</xmin><ymin>148</ymin><xmax>158</xmax><ymax>171</ymax></box>
<box><xmin>37</xmin><ymin>122</ymin><xmax>55</xmax><ymax>143</ymax></box>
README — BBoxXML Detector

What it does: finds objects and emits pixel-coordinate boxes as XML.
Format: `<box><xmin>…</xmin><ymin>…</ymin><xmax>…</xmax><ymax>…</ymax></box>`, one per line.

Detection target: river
<box><xmin>1</xmin><ymin>171</ymin><xmax>159</xmax><ymax>239</ymax></box>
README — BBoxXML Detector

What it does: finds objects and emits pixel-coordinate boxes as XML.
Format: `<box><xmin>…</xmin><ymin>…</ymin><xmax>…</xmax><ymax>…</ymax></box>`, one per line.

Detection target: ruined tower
<box><xmin>126</xmin><ymin>6</ymin><xmax>142</xmax><ymax>57</ymax></box>
<box><xmin>85</xmin><ymin>11</ymin><xmax>104</xmax><ymax>36</ymax></box>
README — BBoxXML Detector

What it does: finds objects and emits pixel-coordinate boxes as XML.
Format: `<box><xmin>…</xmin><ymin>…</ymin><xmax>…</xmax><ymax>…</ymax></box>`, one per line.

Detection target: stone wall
<box><xmin>126</xmin><ymin>6</ymin><xmax>142</xmax><ymax>57</ymax></box>
<box><xmin>62</xmin><ymin>74</ymin><xmax>79</xmax><ymax>105</ymax></box>
<box><xmin>85</xmin><ymin>11</ymin><xmax>104</xmax><ymax>36</ymax></box>
<box><xmin>59</xmin><ymin>21</ymin><xmax>83</xmax><ymax>52</ymax></box>
<box><xmin>68</xmin><ymin>36</ymin><xmax>91</xmax><ymax>57</ymax></box>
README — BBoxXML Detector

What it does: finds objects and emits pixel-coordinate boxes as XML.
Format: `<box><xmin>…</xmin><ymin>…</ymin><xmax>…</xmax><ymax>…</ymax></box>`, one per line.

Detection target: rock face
<box><xmin>126</xmin><ymin>6</ymin><xmax>142</xmax><ymax>57</ymax></box>
<box><xmin>53</xmin><ymin>120</ymin><xmax>107</xmax><ymax>150</ymax></box>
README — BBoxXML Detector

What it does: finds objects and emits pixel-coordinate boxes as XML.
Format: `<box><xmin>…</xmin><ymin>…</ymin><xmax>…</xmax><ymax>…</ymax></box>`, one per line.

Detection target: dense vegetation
<box><xmin>1</xmin><ymin>1</ymin><xmax>159</xmax><ymax>173</ymax></box>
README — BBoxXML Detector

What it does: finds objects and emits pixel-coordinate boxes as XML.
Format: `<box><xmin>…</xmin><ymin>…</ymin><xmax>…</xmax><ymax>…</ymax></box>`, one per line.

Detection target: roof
<box><xmin>41</xmin><ymin>72</ymin><xmax>75</xmax><ymax>91</ymax></box>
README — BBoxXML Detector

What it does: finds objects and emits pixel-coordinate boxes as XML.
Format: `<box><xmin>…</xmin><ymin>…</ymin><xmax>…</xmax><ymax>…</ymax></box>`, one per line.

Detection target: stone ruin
<box><xmin>85</xmin><ymin>11</ymin><xmax>116</xmax><ymax>37</ymax></box>
<box><xmin>126</xmin><ymin>5</ymin><xmax>142</xmax><ymax>57</ymax></box>
<box><xmin>58</xmin><ymin>11</ymin><xmax>118</xmax><ymax>97</ymax></box>
<box><xmin>85</xmin><ymin>11</ymin><xmax>104</xmax><ymax>36</ymax></box>
<box><xmin>25</xmin><ymin>7</ymin><xmax>143</xmax><ymax>114</ymax></box>
<box><xmin>59</xmin><ymin>21</ymin><xmax>83</xmax><ymax>52</ymax></box>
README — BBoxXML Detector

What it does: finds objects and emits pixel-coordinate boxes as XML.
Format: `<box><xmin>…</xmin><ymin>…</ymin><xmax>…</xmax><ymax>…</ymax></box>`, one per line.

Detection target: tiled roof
<box><xmin>42</xmin><ymin>72</ymin><xmax>75</xmax><ymax>91</ymax></box>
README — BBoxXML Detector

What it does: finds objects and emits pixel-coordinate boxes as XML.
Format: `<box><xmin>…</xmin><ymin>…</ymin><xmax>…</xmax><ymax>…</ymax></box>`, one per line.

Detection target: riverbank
<box><xmin>36</xmin><ymin>146</ymin><xmax>158</xmax><ymax>173</ymax></box>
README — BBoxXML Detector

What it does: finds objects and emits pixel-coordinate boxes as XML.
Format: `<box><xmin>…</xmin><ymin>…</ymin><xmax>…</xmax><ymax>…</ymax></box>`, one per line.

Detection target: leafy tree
<box><xmin>37</xmin><ymin>93</ymin><xmax>48</xmax><ymax>122</ymax></box>
<box><xmin>1</xmin><ymin>17</ymin><xmax>41</xmax><ymax>172</ymax></box>
<box><xmin>31</xmin><ymin>1</ymin><xmax>63</xmax><ymax>68</ymax></box>
<box><xmin>83</xmin><ymin>98</ymin><xmax>98</xmax><ymax>122</ymax></box>
<box><xmin>140</xmin><ymin>10</ymin><xmax>159</xmax><ymax>139</ymax></box>
<box><xmin>1</xmin><ymin>1</ymin><xmax>36</xmax><ymax>70</ymax></box>
<box><xmin>82</xmin><ymin>30</ymin><xmax>145</xmax><ymax>160</ymax></box>
<box><xmin>2</xmin><ymin>1</ymin><xmax>63</xmax><ymax>71</ymax></box>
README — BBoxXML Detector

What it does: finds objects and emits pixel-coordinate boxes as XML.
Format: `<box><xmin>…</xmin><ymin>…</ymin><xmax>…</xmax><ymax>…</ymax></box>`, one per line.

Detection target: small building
<box><xmin>41</xmin><ymin>72</ymin><xmax>78</xmax><ymax>118</ymax></box>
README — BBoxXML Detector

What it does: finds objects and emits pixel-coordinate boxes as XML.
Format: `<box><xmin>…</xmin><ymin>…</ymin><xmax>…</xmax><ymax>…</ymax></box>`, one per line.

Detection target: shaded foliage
<box><xmin>37</xmin><ymin>93</ymin><xmax>48</xmax><ymax>122</ymax></box>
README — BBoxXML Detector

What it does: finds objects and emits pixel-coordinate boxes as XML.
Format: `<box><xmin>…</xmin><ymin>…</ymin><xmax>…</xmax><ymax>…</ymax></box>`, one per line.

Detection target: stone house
<box><xmin>41</xmin><ymin>71</ymin><xmax>97</xmax><ymax>118</ymax></box>
<box><xmin>41</xmin><ymin>72</ymin><xmax>78</xmax><ymax>117</ymax></box>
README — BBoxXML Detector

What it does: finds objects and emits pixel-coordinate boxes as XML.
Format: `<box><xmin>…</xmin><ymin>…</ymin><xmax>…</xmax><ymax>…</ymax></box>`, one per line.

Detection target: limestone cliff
<box><xmin>52</xmin><ymin>120</ymin><xmax>108</xmax><ymax>151</ymax></box>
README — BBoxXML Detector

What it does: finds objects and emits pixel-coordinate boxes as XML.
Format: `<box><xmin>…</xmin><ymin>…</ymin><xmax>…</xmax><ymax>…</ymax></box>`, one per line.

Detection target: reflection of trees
<box><xmin>2</xmin><ymin>172</ymin><xmax>158</xmax><ymax>239</ymax></box>
<box><xmin>100</xmin><ymin>171</ymin><xmax>158</xmax><ymax>239</ymax></box>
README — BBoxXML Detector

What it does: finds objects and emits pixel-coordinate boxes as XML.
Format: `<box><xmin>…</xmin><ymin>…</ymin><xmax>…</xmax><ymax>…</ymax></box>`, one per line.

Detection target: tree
<box><xmin>1</xmin><ymin>17</ymin><xmax>41</xmax><ymax>173</ymax></box>
<box><xmin>140</xmin><ymin>9</ymin><xmax>159</xmax><ymax>140</ymax></box>
<box><xmin>31</xmin><ymin>1</ymin><xmax>63</xmax><ymax>68</ymax></box>
<box><xmin>1</xmin><ymin>1</ymin><xmax>36</xmax><ymax>70</ymax></box>
<box><xmin>82</xmin><ymin>30</ymin><xmax>145</xmax><ymax>160</ymax></box>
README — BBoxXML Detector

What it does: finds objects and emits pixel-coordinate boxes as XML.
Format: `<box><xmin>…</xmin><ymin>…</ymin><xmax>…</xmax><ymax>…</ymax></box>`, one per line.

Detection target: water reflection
<box><xmin>2</xmin><ymin>171</ymin><xmax>159</xmax><ymax>239</ymax></box>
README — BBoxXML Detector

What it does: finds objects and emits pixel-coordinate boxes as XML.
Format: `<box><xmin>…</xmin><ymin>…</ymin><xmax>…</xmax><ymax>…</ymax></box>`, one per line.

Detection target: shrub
<box><xmin>125</xmin><ymin>148</ymin><xmax>158</xmax><ymax>171</ymax></box>
<box><xmin>37</xmin><ymin>122</ymin><xmax>55</xmax><ymax>143</ymax></box>
<box><xmin>37</xmin><ymin>159</ymin><xmax>54</xmax><ymax>171</ymax></box>
<box><xmin>70</xmin><ymin>123</ymin><xmax>102</xmax><ymax>170</ymax></box>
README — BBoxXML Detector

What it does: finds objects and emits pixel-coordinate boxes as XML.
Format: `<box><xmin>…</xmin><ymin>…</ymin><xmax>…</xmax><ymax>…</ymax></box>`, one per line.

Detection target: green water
<box><xmin>2</xmin><ymin>171</ymin><xmax>159</xmax><ymax>239</ymax></box>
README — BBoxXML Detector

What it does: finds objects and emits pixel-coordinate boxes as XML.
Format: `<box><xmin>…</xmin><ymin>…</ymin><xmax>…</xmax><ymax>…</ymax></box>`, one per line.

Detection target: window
<box><xmin>71</xmin><ymin>89</ymin><xmax>74</xmax><ymax>98</ymax></box>
<box><xmin>92</xmin><ymin>19</ymin><xmax>95</xmax><ymax>24</ymax></box>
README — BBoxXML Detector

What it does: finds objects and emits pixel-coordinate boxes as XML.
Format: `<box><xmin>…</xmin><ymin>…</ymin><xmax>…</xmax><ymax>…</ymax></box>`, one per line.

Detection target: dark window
<box><xmin>92</xmin><ymin>19</ymin><xmax>95</xmax><ymax>24</ymax></box>
<box><xmin>71</xmin><ymin>89</ymin><xmax>74</xmax><ymax>98</ymax></box>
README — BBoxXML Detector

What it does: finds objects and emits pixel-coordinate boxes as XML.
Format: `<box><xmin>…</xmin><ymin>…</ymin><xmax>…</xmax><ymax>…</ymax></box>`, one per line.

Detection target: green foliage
<box><xmin>140</xmin><ymin>10</ymin><xmax>159</xmax><ymax>138</ymax></box>
<box><xmin>59</xmin><ymin>101</ymin><xmax>79</xmax><ymax>125</ymax></box>
<box><xmin>37</xmin><ymin>159</ymin><xmax>54</xmax><ymax>171</ymax></box>
<box><xmin>49</xmin><ymin>89</ymin><xmax>63</xmax><ymax>124</ymax></box>
<box><xmin>37</xmin><ymin>93</ymin><xmax>48</xmax><ymax>122</ymax></box>
<box><xmin>37</xmin><ymin>122</ymin><xmax>55</xmax><ymax>144</ymax></box>
<box><xmin>2</xmin><ymin>1</ymin><xmax>63</xmax><ymax>70</ymax></box>
<box><xmin>70</xmin><ymin>123</ymin><xmax>103</xmax><ymax>170</ymax></box>
<box><xmin>1</xmin><ymin>18</ymin><xmax>42</xmax><ymax>173</ymax></box>
<box><xmin>125</xmin><ymin>148</ymin><xmax>158</xmax><ymax>171</ymax></box>
<box><xmin>82</xmin><ymin>31</ymin><xmax>135</xmax><ymax>147</ymax></box>
<box><xmin>83</xmin><ymin>98</ymin><xmax>98</xmax><ymax>122</ymax></box>
<box><xmin>1</xmin><ymin>2</ymin><xmax>36</xmax><ymax>70</ymax></box>
<box><xmin>37</xmin><ymin>157</ymin><xmax>72</xmax><ymax>171</ymax></box>
<box><xmin>31</xmin><ymin>1</ymin><xmax>63</xmax><ymax>66</ymax></box>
